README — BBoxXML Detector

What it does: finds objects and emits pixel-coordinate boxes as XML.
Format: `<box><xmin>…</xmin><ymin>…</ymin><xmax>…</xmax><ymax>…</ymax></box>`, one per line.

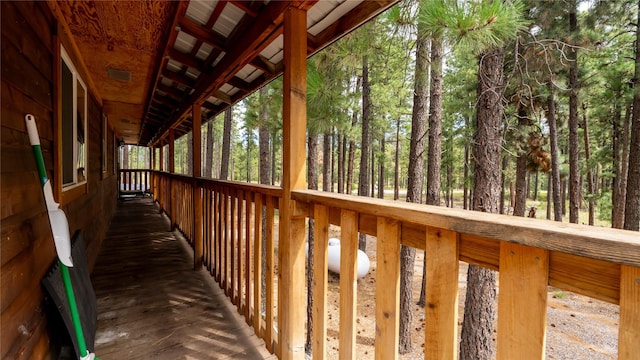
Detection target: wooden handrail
<box><xmin>147</xmin><ymin>172</ymin><xmax>639</xmax><ymax>360</ymax></box>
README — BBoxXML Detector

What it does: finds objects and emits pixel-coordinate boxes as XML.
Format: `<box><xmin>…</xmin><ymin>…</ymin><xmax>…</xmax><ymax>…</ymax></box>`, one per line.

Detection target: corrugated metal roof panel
<box><xmin>166</xmin><ymin>59</ymin><xmax>183</xmax><ymax>72</ymax></box>
<box><xmin>195</xmin><ymin>43</ymin><xmax>213</xmax><ymax>61</ymax></box>
<box><xmin>261</xmin><ymin>34</ymin><xmax>283</xmax><ymax>63</ymax></box>
<box><xmin>309</xmin><ymin>0</ymin><xmax>363</xmax><ymax>36</ymax></box>
<box><xmin>214</xmin><ymin>3</ymin><xmax>244</xmax><ymax>38</ymax></box>
<box><xmin>185</xmin><ymin>0</ymin><xmax>216</xmax><ymax>26</ymax></box>
<box><xmin>174</xmin><ymin>31</ymin><xmax>197</xmax><ymax>53</ymax></box>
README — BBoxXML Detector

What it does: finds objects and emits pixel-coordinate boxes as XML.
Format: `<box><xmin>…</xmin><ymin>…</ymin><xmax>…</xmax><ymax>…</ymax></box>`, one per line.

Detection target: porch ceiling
<box><xmin>58</xmin><ymin>0</ymin><xmax>399</xmax><ymax>146</ymax></box>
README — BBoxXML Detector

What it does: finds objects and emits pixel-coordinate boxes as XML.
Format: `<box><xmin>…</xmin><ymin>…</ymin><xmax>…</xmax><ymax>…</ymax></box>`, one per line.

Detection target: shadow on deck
<box><xmin>92</xmin><ymin>197</ymin><xmax>273</xmax><ymax>359</ymax></box>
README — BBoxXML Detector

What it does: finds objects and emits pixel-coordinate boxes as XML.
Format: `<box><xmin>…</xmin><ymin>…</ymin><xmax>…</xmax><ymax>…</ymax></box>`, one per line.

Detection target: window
<box><xmin>60</xmin><ymin>45</ymin><xmax>87</xmax><ymax>189</ymax></box>
<box><xmin>102</xmin><ymin>113</ymin><xmax>108</xmax><ymax>176</ymax></box>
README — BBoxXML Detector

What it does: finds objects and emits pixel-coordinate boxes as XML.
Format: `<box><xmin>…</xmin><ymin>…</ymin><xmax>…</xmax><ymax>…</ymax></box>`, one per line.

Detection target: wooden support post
<box><xmin>425</xmin><ymin>227</ymin><xmax>459</xmax><ymax>360</ymax></box>
<box><xmin>193</xmin><ymin>104</ymin><xmax>203</xmax><ymax>269</ymax></box>
<box><xmin>278</xmin><ymin>6</ymin><xmax>307</xmax><ymax>360</ymax></box>
<box><xmin>312</xmin><ymin>205</ymin><xmax>329</xmax><ymax>360</ymax></box>
<box><xmin>375</xmin><ymin>217</ymin><xmax>400</xmax><ymax>360</ymax></box>
<box><xmin>497</xmin><ymin>243</ymin><xmax>549</xmax><ymax>360</ymax></box>
<box><xmin>169</xmin><ymin>130</ymin><xmax>175</xmax><ymax>230</ymax></box>
<box><xmin>619</xmin><ymin>265</ymin><xmax>640</xmax><ymax>360</ymax></box>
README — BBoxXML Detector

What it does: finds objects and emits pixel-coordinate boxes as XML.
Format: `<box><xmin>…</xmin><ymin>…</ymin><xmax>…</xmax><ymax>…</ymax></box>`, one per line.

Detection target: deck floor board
<box><xmin>92</xmin><ymin>197</ymin><xmax>272</xmax><ymax>359</ymax></box>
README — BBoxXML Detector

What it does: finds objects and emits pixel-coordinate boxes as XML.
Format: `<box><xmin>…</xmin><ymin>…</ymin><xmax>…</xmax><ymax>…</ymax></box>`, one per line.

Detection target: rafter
<box><xmin>178</xmin><ymin>16</ymin><xmax>226</xmax><ymax>51</ymax></box>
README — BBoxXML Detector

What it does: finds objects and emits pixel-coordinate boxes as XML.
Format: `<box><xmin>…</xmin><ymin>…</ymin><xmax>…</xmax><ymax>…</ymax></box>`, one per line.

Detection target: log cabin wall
<box><xmin>1</xmin><ymin>1</ymin><xmax>118</xmax><ymax>358</ymax></box>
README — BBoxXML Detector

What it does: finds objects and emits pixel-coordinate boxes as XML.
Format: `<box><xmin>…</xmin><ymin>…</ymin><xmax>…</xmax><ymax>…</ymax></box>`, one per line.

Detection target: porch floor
<box><xmin>91</xmin><ymin>197</ymin><xmax>273</xmax><ymax>359</ymax></box>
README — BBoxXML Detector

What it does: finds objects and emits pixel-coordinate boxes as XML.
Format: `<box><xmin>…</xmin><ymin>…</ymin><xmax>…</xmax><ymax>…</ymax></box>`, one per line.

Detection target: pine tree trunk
<box><xmin>220</xmin><ymin>108</ymin><xmax>232</xmax><ymax>180</ymax></box>
<box><xmin>463</xmin><ymin>134</ymin><xmax>469</xmax><ymax>210</ymax></box>
<box><xmin>399</xmin><ymin>26</ymin><xmax>430</xmax><ymax>355</ymax></box>
<box><xmin>187</xmin><ymin>133</ymin><xmax>193</xmax><ymax>176</ymax></box>
<box><xmin>568</xmin><ymin>1</ymin><xmax>580</xmax><ymax>224</ymax></box>
<box><xmin>614</xmin><ymin>104</ymin><xmax>632</xmax><ymax>228</ymax></box>
<box><xmin>514</xmin><ymin>105</ymin><xmax>529</xmax><ymax>217</ymax></box>
<box><xmin>460</xmin><ymin>45</ymin><xmax>504</xmax><ymax>360</ymax></box>
<box><xmin>546</xmin><ymin>172</ymin><xmax>552</xmax><ymax>220</ymax></box>
<box><xmin>378</xmin><ymin>137</ymin><xmax>385</xmax><ymax>199</ymax></box>
<box><xmin>338</xmin><ymin>133</ymin><xmax>344</xmax><ymax>194</ymax></box>
<box><xmin>305</xmin><ymin>134</ymin><xmax>319</xmax><ymax>354</ymax></box>
<box><xmin>548</xmin><ymin>81</ymin><xmax>563</xmax><ymax>221</ymax></box>
<box><xmin>205</xmin><ymin>120</ymin><xmax>214</xmax><ymax>177</ymax></box>
<box><xmin>624</xmin><ymin>4</ymin><xmax>640</xmax><ymax>231</ymax></box>
<box><xmin>358</xmin><ymin>56</ymin><xmax>371</xmax><ymax>251</ymax></box>
<box><xmin>394</xmin><ymin>117</ymin><xmax>401</xmax><ymax>200</ymax></box>
<box><xmin>332</xmin><ymin>132</ymin><xmax>336</xmax><ymax>192</ymax></box>
<box><xmin>582</xmin><ymin>103</ymin><xmax>595</xmax><ymax>225</ymax></box>
<box><xmin>323</xmin><ymin>132</ymin><xmax>331</xmax><ymax>192</ymax></box>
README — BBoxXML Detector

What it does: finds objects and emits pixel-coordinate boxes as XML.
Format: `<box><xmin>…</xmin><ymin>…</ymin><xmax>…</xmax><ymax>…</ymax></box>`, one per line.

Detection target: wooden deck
<box><xmin>91</xmin><ymin>197</ymin><xmax>273</xmax><ymax>360</ymax></box>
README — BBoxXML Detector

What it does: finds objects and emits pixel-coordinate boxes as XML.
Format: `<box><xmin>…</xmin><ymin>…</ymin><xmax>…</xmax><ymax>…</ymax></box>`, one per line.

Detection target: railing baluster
<box><xmin>253</xmin><ymin>193</ymin><xmax>264</xmax><ymax>337</ymax></box>
<box><xmin>245</xmin><ymin>191</ymin><xmax>252</xmax><ymax>325</ymax></box>
<box><xmin>339</xmin><ymin>209</ymin><xmax>358</xmax><ymax>360</ymax></box>
<box><xmin>312</xmin><ymin>204</ymin><xmax>329</xmax><ymax>360</ymax></box>
<box><xmin>375</xmin><ymin>217</ymin><xmax>400</xmax><ymax>360</ymax></box>
<box><xmin>223</xmin><ymin>188</ymin><xmax>229</xmax><ymax>294</ymax></box>
<box><xmin>237</xmin><ymin>189</ymin><xmax>244</xmax><ymax>311</ymax></box>
<box><xmin>425</xmin><ymin>227</ymin><xmax>459</xmax><ymax>360</ymax></box>
<box><xmin>619</xmin><ymin>265</ymin><xmax>640</xmax><ymax>360</ymax></box>
<box><xmin>265</xmin><ymin>195</ymin><xmax>275</xmax><ymax>352</ymax></box>
<box><xmin>497</xmin><ymin>243</ymin><xmax>549</xmax><ymax>360</ymax></box>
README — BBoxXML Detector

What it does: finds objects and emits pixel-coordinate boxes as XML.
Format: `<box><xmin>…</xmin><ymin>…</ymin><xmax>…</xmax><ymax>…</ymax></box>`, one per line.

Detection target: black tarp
<box><xmin>42</xmin><ymin>231</ymin><xmax>97</xmax><ymax>357</ymax></box>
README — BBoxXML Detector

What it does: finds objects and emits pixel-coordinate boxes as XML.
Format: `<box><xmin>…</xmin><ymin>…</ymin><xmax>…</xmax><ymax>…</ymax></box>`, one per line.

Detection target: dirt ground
<box><xmin>319</xmin><ymin>228</ymin><xmax>619</xmax><ymax>359</ymax></box>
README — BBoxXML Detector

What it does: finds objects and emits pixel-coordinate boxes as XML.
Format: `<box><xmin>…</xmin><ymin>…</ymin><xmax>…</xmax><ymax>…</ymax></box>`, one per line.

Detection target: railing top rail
<box><xmin>292</xmin><ymin>189</ymin><xmax>640</xmax><ymax>267</ymax></box>
<box><xmin>200</xmin><ymin>178</ymin><xmax>283</xmax><ymax>197</ymax></box>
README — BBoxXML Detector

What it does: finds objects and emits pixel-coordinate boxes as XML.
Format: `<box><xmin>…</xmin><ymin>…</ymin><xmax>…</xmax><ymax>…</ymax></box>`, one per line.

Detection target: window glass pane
<box><xmin>61</xmin><ymin>60</ymin><xmax>74</xmax><ymax>185</ymax></box>
<box><xmin>76</xmin><ymin>79</ymin><xmax>86</xmax><ymax>182</ymax></box>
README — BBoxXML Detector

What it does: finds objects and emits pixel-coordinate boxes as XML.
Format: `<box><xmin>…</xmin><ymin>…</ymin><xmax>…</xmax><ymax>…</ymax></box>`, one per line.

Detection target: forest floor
<box><xmin>319</xmin><ymin>227</ymin><xmax>619</xmax><ymax>359</ymax></box>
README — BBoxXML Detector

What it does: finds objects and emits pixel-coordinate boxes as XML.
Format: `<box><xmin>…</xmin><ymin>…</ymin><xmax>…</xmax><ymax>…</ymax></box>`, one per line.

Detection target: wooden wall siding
<box><xmin>1</xmin><ymin>1</ymin><xmax>117</xmax><ymax>358</ymax></box>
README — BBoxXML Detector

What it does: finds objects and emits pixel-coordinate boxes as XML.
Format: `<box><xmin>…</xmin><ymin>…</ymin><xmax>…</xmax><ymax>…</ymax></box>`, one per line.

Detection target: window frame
<box><xmin>56</xmin><ymin>43</ymin><xmax>88</xmax><ymax>204</ymax></box>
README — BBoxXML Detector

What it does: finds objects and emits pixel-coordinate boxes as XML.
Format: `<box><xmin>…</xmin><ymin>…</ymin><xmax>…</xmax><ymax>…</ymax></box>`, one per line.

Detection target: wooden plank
<box><xmin>245</xmin><ymin>191</ymin><xmax>252</xmax><ymax>324</ymax></box>
<box><xmin>237</xmin><ymin>189</ymin><xmax>244</xmax><ymax>310</ymax></box>
<box><xmin>291</xmin><ymin>190</ymin><xmax>640</xmax><ymax>267</ymax></box>
<box><xmin>278</xmin><ymin>7</ymin><xmax>308</xmax><ymax>360</ymax></box>
<box><xmin>339</xmin><ymin>209</ymin><xmax>358</xmax><ymax>360</ymax></box>
<box><xmin>374</xmin><ymin>217</ymin><xmax>400</xmax><ymax>360</ymax></box>
<box><xmin>424</xmin><ymin>227</ymin><xmax>459</xmax><ymax>360</ymax></box>
<box><xmin>253</xmin><ymin>193</ymin><xmax>264</xmax><ymax>336</ymax></box>
<box><xmin>497</xmin><ymin>243</ymin><xmax>549</xmax><ymax>360</ymax></box>
<box><xmin>265</xmin><ymin>195</ymin><xmax>275</xmax><ymax>352</ymax></box>
<box><xmin>549</xmin><ymin>251</ymin><xmax>620</xmax><ymax>304</ymax></box>
<box><xmin>619</xmin><ymin>265</ymin><xmax>640</xmax><ymax>360</ymax></box>
<box><xmin>312</xmin><ymin>204</ymin><xmax>329</xmax><ymax>360</ymax></box>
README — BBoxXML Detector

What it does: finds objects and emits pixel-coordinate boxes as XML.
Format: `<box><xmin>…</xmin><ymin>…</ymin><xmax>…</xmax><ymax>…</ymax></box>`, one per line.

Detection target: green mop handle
<box><xmin>25</xmin><ymin>114</ymin><xmax>92</xmax><ymax>360</ymax></box>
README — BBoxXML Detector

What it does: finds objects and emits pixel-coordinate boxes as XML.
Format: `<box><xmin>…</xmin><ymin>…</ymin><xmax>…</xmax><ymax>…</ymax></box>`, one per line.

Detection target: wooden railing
<box><xmin>147</xmin><ymin>170</ymin><xmax>639</xmax><ymax>360</ymax></box>
<box><xmin>118</xmin><ymin>169</ymin><xmax>152</xmax><ymax>195</ymax></box>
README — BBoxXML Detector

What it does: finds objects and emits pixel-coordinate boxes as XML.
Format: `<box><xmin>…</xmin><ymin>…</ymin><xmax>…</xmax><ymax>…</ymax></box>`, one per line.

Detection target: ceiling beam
<box><xmin>178</xmin><ymin>16</ymin><xmax>226</xmax><ymax>51</ymax></box>
<box><xmin>139</xmin><ymin>1</ymin><xmax>189</xmax><ymax>145</ymax></box>
<box><xmin>162</xmin><ymin>69</ymin><xmax>195</xmax><ymax>88</ymax></box>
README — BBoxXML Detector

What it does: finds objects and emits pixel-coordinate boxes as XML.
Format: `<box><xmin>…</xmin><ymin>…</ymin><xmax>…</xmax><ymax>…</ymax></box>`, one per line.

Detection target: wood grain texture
<box><xmin>292</xmin><ymin>190</ymin><xmax>640</xmax><ymax>267</ymax></box>
<box><xmin>375</xmin><ymin>217</ymin><xmax>400</xmax><ymax>360</ymax></box>
<box><xmin>312</xmin><ymin>205</ymin><xmax>329</xmax><ymax>360</ymax></box>
<box><xmin>253</xmin><ymin>193</ymin><xmax>264</xmax><ymax>336</ymax></box>
<box><xmin>619</xmin><ymin>265</ymin><xmax>640</xmax><ymax>360</ymax></box>
<box><xmin>497</xmin><ymin>243</ymin><xmax>549</xmax><ymax>360</ymax></box>
<box><xmin>278</xmin><ymin>7</ymin><xmax>308</xmax><ymax>360</ymax></box>
<box><xmin>424</xmin><ymin>227</ymin><xmax>459</xmax><ymax>360</ymax></box>
<box><xmin>91</xmin><ymin>198</ymin><xmax>272</xmax><ymax>359</ymax></box>
<box><xmin>339</xmin><ymin>210</ymin><xmax>358</xmax><ymax>360</ymax></box>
